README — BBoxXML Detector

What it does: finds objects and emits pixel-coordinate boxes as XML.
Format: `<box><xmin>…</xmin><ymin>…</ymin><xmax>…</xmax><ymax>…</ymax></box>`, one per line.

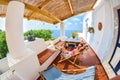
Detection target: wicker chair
<box><xmin>58</xmin><ymin>44</ymin><xmax>88</xmax><ymax>68</ymax></box>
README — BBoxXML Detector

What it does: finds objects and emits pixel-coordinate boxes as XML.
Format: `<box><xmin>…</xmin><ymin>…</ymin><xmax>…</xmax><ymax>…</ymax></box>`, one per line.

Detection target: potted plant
<box><xmin>88</xmin><ymin>27</ymin><xmax>94</xmax><ymax>33</ymax></box>
<box><xmin>72</xmin><ymin>32</ymin><xmax>78</xmax><ymax>38</ymax></box>
<box><xmin>87</xmin><ymin>27</ymin><xmax>94</xmax><ymax>43</ymax></box>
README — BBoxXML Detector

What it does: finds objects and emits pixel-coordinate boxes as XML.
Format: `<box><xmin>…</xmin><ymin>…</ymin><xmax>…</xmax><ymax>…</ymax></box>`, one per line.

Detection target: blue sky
<box><xmin>0</xmin><ymin>13</ymin><xmax>84</xmax><ymax>32</ymax></box>
<box><xmin>64</xmin><ymin>14</ymin><xmax>84</xmax><ymax>30</ymax></box>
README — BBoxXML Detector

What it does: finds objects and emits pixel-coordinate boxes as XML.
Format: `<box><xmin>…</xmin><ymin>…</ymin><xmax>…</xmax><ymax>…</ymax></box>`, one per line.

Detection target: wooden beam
<box><xmin>0</xmin><ymin>0</ymin><xmax>10</xmax><ymax>5</ymax></box>
<box><xmin>0</xmin><ymin>13</ymin><xmax>54</xmax><ymax>24</ymax></box>
<box><xmin>25</xmin><ymin>3</ymin><xmax>61</xmax><ymax>22</ymax></box>
<box><xmin>62</xmin><ymin>68</ymin><xmax>87</xmax><ymax>72</ymax></box>
<box><xmin>0</xmin><ymin>14</ymin><xmax>6</xmax><ymax>17</ymax></box>
<box><xmin>92</xmin><ymin>0</ymin><xmax>98</xmax><ymax>9</ymax></box>
<box><xmin>0</xmin><ymin>0</ymin><xmax>61</xmax><ymax>23</ymax></box>
<box><xmin>67</xmin><ymin>0</ymin><xmax>74</xmax><ymax>14</ymax></box>
<box><xmin>28</xmin><ymin>12</ymin><xmax>34</xmax><ymax>19</ymax></box>
<box><xmin>28</xmin><ymin>0</ymin><xmax>51</xmax><ymax>19</ymax></box>
<box><xmin>28</xmin><ymin>17</ymin><xmax>54</xmax><ymax>24</ymax></box>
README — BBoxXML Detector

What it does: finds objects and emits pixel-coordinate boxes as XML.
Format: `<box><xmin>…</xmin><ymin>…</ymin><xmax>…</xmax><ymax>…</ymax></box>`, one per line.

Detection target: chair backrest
<box><xmin>42</xmin><ymin>66</ymin><xmax>96</xmax><ymax>80</ymax></box>
<box><xmin>78</xmin><ymin>43</ymin><xmax>88</xmax><ymax>53</ymax></box>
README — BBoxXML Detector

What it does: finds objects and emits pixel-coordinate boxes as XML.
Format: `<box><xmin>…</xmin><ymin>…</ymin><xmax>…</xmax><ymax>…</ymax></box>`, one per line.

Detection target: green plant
<box><xmin>72</xmin><ymin>31</ymin><xmax>82</xmax><ymax>39</ymax></box>
<box><xmin>72</xmin><ymin>32</ymin><xmax>78</xmax><ymax>38</ymax></box>
<box><xmin>24</xmin><ymin>29</ymin><xmax>54</xmax><ymax>41</ymax></box>
<box><xmin>0</xmin><ymin>30</ymin><xmax>8</xmax><ymax>59</ymax></box>
<box><xmin>88</xmin><ymin>27</ymin><xmax>94</xmax><ymax>33</ymax></box>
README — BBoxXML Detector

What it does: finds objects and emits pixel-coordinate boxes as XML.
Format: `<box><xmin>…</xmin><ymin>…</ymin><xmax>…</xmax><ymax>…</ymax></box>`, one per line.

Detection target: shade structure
<box><xmin>0</xmin><ymin>0</ymin><xmax>97</xmax><ymax>24</ymax></box>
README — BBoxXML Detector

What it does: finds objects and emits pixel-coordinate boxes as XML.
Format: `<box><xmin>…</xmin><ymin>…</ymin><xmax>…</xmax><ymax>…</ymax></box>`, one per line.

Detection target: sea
<box><xmin>51</xmin><ymin>30</ymin><xmax>82</xmax><ymax>38</ymax></box>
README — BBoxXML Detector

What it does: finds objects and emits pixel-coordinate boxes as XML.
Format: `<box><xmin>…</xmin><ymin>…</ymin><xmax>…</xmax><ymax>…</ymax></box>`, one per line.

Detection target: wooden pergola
<box><xmin>0</xmin><ymin>0</ymin><xmax>97</xmax><ymax>24</ymax></box>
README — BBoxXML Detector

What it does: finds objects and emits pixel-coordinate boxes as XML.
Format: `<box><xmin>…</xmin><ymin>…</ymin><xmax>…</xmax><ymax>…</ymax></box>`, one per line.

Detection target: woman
<box><xmin>61</xmin><ymin>43</ymin><xmax>86</xmax><ymax>57</ymax></box>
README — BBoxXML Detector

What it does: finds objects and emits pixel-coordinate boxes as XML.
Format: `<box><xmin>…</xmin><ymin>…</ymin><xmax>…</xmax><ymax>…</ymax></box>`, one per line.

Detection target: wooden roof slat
<box><xmin>28</xmin><ymin>0</ymin><xmax>51</xmax><ymax>20</ymax></box>
<box><xmin>29</xmin><ymin>17</ymin><xmax>54</xmax><ymax>24</ymax></box>
<box><xmin>28</xmin><ymin>12</ymin><xmax>34</xmax><ymax>19</ymax></box>
<box><xmin>0</xmin><ymin>0</ymin><xmax>10</xmax><ymax>5</ymax></box>
<box><xmin>37</xmin><ymin>0</ymin><xmax>51</xmax><ymax>8</ymax></box>
<box><xmin>60</xmin><ymin>8</ymin><xmax>94</xmax><ymax>22</ymax></box>
<box><xmin>0</xmin><ymin>0</ymin><xmax>97</xmax><ymax>24</ymax></box>
<box><xmin>67</xmin><ymin>0</ymin><xmax>74</xmax><ymax>14</ymax></box>
<box><xmin>0</xmin><ymin>0</ymin><xmax>61</xmax><ymax>23</ymax></box>
<box><xmin>25</xmin><ymin>3</ymin><xmax>62</xmax><ymax>23</ymax></box>
<box><xmin>91</xmin><ymin>0</ymin><xmax>97</xmax><ymax>9</ymax></box>
<box><xmin>27</xmin><ymin>11</ymin><xmax>57</xmax><ymax>24</ymax></box>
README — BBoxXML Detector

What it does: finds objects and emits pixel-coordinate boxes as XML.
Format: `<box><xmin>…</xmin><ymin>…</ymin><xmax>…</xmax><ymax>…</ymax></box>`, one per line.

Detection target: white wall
<box><xmin>90</xmin><ymin>0</ymin><xmax>113</xmax><ymax>62</ymax></box>
<box><xmin>111</xmin><ymin>0</ymin><xmax>120</xmax><ymax>7</ymax></box>
<box><xmin>0</xmin><ymin>58</ymin><xmax>9</xmax><ymax>74</ymax></box>
<box><xmin>84</xmin><ymin>0</ymin><xmax>120</xmax><ymax>78</ymax></box>
<box><xmin>8</xmin><ymin>39</ymin><xmax>60</xmax><ymax>80</ymax></box>
<box><xmin>83</xmin><ymin>12</ymin><xmax>93</xmax><ymax>40</ymax></box>
<box><xmin>25</xmin><ymin>38</ymin><xmax>47</xmax><ymax>54</ymax></box>
<box><xmin>10</xmin><ymin>50</ymin><xmax>60</xmax><ymax>80</ymax></box>
<box><xmin>91</xmin><ymin>0</ymin><xmax>120</xmax><ymax>63</ymax></box>
<box><xmin>11</xmin><ymin>54</ymin><xmax>40</xmax><ymax>80</ymax></box>
<box><xmin>6</xmin><ymin>1</ymin><xmax>29</xmax><ymax>59</ymax></box>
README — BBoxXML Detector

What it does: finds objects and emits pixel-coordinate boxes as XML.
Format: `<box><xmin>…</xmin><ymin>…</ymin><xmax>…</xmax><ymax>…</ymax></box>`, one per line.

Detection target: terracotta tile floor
<box><xmin>37</xmin><ymin>39</ymin><xmax>109</xmax><ymax>80</ymax></box>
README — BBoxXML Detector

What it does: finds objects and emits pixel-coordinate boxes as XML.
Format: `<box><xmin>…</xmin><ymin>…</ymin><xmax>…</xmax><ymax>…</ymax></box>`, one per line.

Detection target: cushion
<box><xmin>43</xmin><ymin>66</ymin><xmax>96</xmax><ymax>80</ymax></box>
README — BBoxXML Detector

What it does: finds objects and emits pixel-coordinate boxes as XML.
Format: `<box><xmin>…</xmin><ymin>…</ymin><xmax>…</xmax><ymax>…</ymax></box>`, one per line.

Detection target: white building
<box><xmin>83</xmin><ymin>0</ymin><xmax>120</xmax><ymax>78</ymax></box>
<box><xmin>0</xmin><ymin>0</ymin><xmax>120</xmax><ymax>80</ymax></box>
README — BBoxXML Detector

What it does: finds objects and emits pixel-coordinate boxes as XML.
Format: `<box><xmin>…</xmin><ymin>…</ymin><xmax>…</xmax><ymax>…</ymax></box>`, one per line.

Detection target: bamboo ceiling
<box><xmin>0</xmin><ymin>0</ymin><xmax>97</xmax><ymax>24</ymax></box>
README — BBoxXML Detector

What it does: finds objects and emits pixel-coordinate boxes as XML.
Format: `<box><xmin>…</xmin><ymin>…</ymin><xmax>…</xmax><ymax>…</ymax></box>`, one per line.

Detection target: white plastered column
<box><xmin>5</xmin><ymin>1</ymin><xmax>30</xmax><ymax>60</ymax></box>
<box><xmin>60</xmin><ymin>22</ymin><xmax>66</xmax><ymax>39</ymax></box>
